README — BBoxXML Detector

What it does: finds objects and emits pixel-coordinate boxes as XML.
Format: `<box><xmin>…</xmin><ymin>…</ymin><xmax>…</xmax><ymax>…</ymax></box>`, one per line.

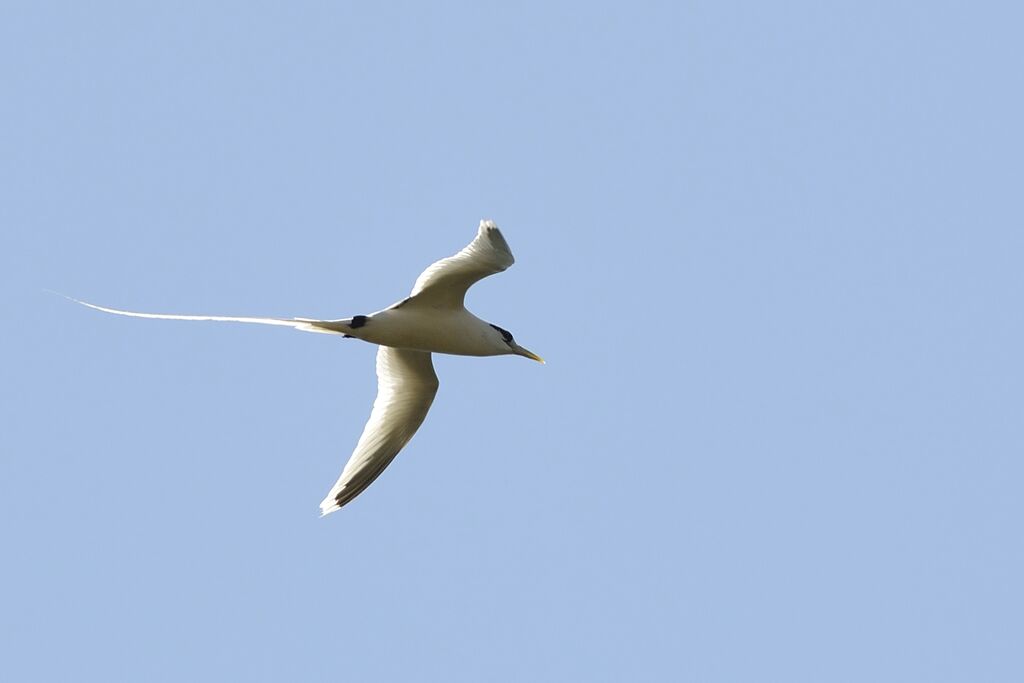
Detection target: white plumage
<box><xmin>320</xmin><ymin>346</ymin><xmax>438</xmax><ymax>514</ymax></box>
<box><xmin>67</xmin><ymin>220</ymin><xmax>543</xmax><ymax>515</ymax></box>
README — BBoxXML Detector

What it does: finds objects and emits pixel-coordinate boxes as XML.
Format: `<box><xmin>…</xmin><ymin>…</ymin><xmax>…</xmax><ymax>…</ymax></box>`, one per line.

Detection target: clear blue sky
<box><xmin>3</xmin><ymin>2</ymin><xmax>1022</xmax><ymax>681</ymax></box>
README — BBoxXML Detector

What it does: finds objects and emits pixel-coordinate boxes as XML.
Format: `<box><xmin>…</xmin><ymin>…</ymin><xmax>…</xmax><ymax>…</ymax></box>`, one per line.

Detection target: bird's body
<box><xmin>344</xmin><ymin>305</ymin><xmax>507</xmax><ymax>356</ymax></box>
<box><xmin>67</xmin><ymin>220</ymin><xmax>542</xmax><ymax>515</ymax></box>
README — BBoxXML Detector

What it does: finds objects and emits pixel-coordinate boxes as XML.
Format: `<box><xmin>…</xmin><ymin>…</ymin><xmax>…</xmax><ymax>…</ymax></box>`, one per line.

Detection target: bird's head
<box><xmin>488</xmin><ymin>323</ymin><xmax>544</xmax><ymax>363</ymax></box>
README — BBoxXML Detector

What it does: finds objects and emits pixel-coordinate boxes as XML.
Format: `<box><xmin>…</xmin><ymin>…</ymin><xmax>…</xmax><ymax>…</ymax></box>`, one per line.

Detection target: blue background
<box><xmin>3</xmin><ymin>2</ymin><xmax>1022</xmax><ymax>680</ymax></box>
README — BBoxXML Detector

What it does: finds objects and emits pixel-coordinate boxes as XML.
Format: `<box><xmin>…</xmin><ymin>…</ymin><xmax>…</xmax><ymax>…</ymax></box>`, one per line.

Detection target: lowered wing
<box><xmin>318</xmin><ymin>346</ymin><xmax>439</xmax><ymax>515</ymax></box>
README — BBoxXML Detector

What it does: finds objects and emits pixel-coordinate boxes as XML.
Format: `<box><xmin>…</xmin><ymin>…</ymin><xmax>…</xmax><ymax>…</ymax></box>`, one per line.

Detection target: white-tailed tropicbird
<box><xmin>67</xmin><ymin>220</ymin><xmax>543</xmax><ymax>515</ymax></box>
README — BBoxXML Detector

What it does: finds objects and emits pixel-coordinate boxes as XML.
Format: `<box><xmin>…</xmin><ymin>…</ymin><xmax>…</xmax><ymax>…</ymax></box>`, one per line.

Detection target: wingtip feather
<box><xmin>318</xmin><ymin>498</ymin><xmax>342</xmax><ymax>517</ymax></box>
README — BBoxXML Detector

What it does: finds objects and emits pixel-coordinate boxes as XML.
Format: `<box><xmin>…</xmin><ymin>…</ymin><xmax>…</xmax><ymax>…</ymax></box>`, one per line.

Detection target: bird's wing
<box><xmin>408</xmin><ymin>220</ymin><xmax>515</xmax><ymax>308</ymax></box>
<box><xmin>63</xmin><ymin>295</ymin><xmax>351</xmax><ymax>335</ymax></box>
<box><xmin>319</xmin><ymin>346</ymin><xmax>439</xmax><ymax>515</ymax></box>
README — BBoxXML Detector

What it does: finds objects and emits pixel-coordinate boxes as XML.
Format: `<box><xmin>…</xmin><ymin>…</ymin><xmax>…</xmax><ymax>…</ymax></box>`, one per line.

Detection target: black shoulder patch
<box><xmin>489</xmin><ymin>323</ymin><xmax>513</xmax><ymax>343</ymax></box>
<box><xmin>350</xmin><ymin>315</ymin><xmax>369</xmax><ymax>329</ymax></box>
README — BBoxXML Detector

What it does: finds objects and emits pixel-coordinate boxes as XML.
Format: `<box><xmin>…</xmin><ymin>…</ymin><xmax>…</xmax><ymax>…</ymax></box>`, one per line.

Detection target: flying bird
<box><xmin>68</xmin><ymin>220</ymin><xmax>543</xmax><ymax>515</ymax></box>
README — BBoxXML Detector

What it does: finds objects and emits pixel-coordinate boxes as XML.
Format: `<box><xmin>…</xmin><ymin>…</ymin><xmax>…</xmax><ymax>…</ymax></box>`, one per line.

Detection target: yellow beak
<box><xmin>514</xmin><ymin>344</ymin><xmax>545</xmax><ymax>364</ymax></box>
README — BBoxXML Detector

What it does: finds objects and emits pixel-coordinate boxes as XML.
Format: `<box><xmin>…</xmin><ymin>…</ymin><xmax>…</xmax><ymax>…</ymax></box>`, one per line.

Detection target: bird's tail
<box><xmin>54</xmin><ymin>292</ymin><xmax>360</xmax><ymax>336</ymax></box>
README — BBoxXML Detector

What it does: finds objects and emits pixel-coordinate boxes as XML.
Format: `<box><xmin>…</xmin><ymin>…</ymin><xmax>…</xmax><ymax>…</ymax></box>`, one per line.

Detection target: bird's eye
<box><xmin>489</xmin><ymin>323</ymin><xmax>514</xmax><ymax>344</ymax></box>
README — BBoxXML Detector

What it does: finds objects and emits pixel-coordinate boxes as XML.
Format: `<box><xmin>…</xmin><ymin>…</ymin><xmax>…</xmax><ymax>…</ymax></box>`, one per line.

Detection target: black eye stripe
<box><xmin>489</xmin><ymin>323</ymin><xmax>513</xmax><ymax>344</ymax></box>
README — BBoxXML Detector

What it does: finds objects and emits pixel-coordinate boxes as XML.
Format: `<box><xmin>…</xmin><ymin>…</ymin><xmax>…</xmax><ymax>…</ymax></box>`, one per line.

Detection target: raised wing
<box><xmin>63</xmin><ymin>295</ymin><xmax>350</xmax><ymax>335</ymax></box>
<box><xmin>319</xmin><ymin>346</ymin><xmax>439</xmax><ymax>515</ymax></box>
<box><xmin>408</xmin><ymin>219</ymin><xmax>515</xmax><ymax>308</ymax></box>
